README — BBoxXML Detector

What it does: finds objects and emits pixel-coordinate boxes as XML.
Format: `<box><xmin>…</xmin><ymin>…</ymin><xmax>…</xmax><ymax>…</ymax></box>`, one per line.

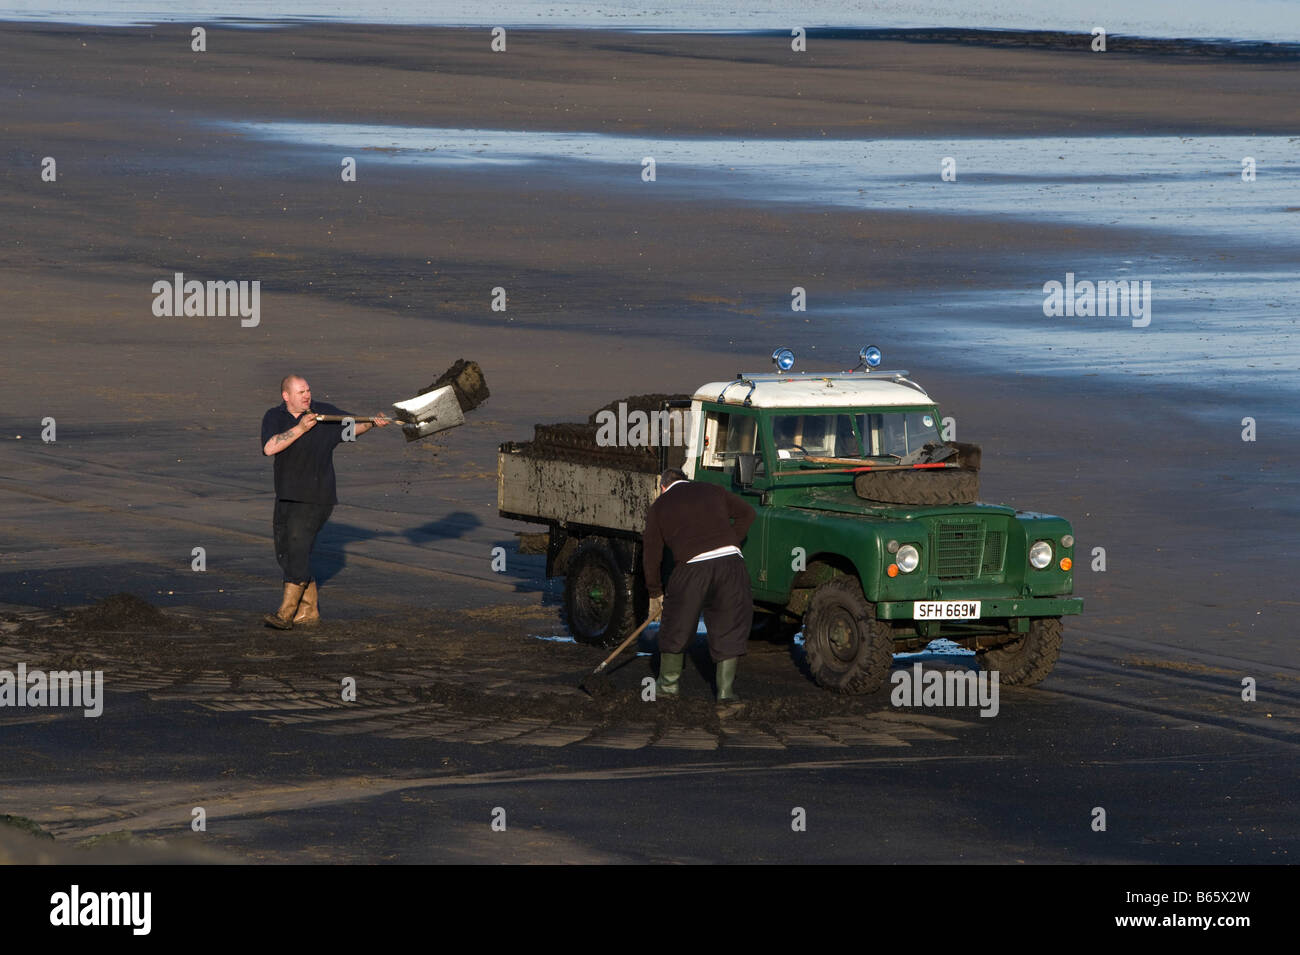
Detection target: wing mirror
<box><xmin>735</xmin><ymin>453</ymin><xmax>757</xmax><ymax>488</ymax></box>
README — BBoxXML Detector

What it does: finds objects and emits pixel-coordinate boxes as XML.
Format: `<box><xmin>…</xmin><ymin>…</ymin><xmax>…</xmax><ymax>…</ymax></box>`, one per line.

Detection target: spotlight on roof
<box><xmin>858</xmin><ymin>345</ymin><xmax>882</xmax><ymax>370</ymax></box>
<box><xmin>772</xmin><ymin>347</ymin><xmax>796</xmax><ymax>372</ymax></box>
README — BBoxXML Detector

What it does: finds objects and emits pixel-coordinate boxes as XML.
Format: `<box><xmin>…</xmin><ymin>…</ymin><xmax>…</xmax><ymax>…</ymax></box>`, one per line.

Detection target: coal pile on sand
<box><xmin>68</xmin><ymin>593</ymin><xmax>175</xmax><ymax>632</ymax></box>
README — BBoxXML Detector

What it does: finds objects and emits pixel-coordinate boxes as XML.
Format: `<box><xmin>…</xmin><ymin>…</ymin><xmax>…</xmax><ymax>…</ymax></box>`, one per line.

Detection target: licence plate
<box><xmin>913</xmin><ymin>601</ymin><xmax>981</xmax><ymax>620</ymax></box>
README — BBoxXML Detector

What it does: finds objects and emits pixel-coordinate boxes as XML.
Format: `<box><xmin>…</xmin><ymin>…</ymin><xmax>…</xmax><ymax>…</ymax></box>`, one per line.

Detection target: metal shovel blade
<box><xmin>393</xmin><ymin>385</ymin><xmax>466</xmax><ymax>442</ymax></box>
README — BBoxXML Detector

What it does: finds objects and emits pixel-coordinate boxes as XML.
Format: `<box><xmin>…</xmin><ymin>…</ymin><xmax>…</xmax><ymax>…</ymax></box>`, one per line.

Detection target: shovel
<box><xmin>312</xmin><ymin>384</ymin><xmax>466</xmax><ymax>442</ymax></box>
<box><xmin>578</xmin><ymin>611</ymin><xmax>660</xmax><ymax>698</ymax></box>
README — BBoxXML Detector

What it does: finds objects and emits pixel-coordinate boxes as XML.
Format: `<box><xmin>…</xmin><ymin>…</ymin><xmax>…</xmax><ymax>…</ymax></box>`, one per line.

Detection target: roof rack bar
<box><xmin>716</xmin><ymin>376</ymin><xmax>752</xmax><ymax>404</ymax></box>
<box><xmin>736</xmin><ymin>369</ymin><xmax>911</xmax><ymax>381</ymax></box>
<box><xmin>715</xmin><ymin>370</ymin><xmax>928</xmax><ymax>404</ymax></box>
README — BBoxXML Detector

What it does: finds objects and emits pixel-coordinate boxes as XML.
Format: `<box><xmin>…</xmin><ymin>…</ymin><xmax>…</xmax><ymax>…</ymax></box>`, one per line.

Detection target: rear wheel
<box><xmin>976</xmin><ymin>617</ymin><xmax>1063</xmax><ymax>686</ymax></box>
<box><xmin>563</xmin><ymin>539</ymin><xmax>638</xmax><ymax>648</ymax></box>
<box><xmin>802</xmin><ymin>576</ymin><xmax>894</xmax><ymax>694</ymax></box>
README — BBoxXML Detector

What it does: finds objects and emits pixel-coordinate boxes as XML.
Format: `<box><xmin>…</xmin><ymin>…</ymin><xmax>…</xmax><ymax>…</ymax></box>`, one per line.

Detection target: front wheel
<box><xmin>976</xmin><ymin>617</ymin><xmax>1063</xmax><ymax>686</ymax></box>
<box><xmin>802</xmin><ymin>576</ymin><xmax>894</xmax><ymax>694</ymax></box>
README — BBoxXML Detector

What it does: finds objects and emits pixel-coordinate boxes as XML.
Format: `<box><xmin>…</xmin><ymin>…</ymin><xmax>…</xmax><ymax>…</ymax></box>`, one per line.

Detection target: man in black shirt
<box><xmin>260</xmin><ymin>374</ymin><xmax>389</xmax><ymax>629</ymax></box>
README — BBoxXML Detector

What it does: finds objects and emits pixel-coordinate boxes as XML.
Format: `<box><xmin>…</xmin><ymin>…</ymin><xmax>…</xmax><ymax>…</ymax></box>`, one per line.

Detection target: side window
<box><xmin>701</xmin><ymin>412</ymin><xmax>760</xmax><ymax>473</ymax></box>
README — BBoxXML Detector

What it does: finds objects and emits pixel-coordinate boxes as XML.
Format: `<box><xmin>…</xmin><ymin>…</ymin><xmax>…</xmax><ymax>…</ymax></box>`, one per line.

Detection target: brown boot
<box><xmin>292</xmin><ymin>580</ymin><xmax>320</xmax><ymax>627</ymax></box>
<box><xmin>264</xmin><ymin>581</ymin><xmax>305</xmax><ymax>630</ymax></box>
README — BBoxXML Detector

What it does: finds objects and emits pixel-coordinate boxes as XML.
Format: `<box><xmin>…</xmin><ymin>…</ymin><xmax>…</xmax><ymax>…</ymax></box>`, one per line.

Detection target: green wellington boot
<box><xmin>715</xmin><ymin>657</ymin><xmax>746</xmax><ymax>717</ymax></box>
<box><xmin>656</xmin><ymin>652</ymin><xmax>684</xmax><ymax>701</ymax></box>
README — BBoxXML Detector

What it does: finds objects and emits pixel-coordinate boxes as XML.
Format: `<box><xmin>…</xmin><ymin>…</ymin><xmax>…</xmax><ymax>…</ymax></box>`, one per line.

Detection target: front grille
<box><xmin>981</xmin><ymin>530</ymin><xmax>1005</xmax><ymax>574</ymax></box>
<box><xmin>932</xmin><ymin>522</ymin><xmax>984</xmax><ymax>579</ymax></box>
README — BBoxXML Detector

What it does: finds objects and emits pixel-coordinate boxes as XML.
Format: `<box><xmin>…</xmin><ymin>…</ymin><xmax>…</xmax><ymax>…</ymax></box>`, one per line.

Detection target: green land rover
<box><xmin>499</xmin><ymin>346</ymin><xmax>1082</xmax><ymax>693</ymax></box>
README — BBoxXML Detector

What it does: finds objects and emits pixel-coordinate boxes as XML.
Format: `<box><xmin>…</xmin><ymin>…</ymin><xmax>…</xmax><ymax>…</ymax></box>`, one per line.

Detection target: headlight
<box><xmin>1029</xmin><ymin>540</ymin><xmax>1053</xmax><ymax>569</ymax></box>
<box><xmin>896</xmin><ymin>544</ymin><xmax>920</xmax><ymax>573</ymax></box>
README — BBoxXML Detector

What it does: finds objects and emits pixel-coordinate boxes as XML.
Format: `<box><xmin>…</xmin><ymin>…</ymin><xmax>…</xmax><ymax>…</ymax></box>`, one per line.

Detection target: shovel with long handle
<box><xmin>312</xmin><ymin>414</ymin><xmax>435</xmax><ymax>441</ymax></box>
<box><xmin>307</xmin><ymin>382</ymin><xmax>466</xmax><ymax>442</ymax></box>
<box><xmin>578</xmin><ymin>611</ymin><xmax>661</xmax><ymax>696</ymax></box>
<box><xmin>295</xmin><ymin>360</ymin><xmax>486</xmax><ymax>443</ymax></box>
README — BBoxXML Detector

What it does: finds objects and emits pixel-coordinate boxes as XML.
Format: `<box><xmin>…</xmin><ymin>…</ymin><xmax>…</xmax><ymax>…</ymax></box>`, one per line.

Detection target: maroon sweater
<box><xmin>642</xmin><ymin>481</ymin><xmax>756</xmax><ymax>598</ymax></box>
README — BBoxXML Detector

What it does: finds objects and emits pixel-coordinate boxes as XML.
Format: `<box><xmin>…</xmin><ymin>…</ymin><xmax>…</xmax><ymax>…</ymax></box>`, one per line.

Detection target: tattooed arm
<box><xmin>262</xmin><ymin>413</ymin><xmax>318</xmax><ymax>456</ymax></box>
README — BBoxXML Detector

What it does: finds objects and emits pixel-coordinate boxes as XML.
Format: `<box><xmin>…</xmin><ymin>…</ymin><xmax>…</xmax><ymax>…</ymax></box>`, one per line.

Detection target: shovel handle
<box><xmin>589</xmin><ymin>612</ymin><xmax>660</xmax><ymax>676</ymax></box>
<box><xmin>310</xmin><ymin>415</ymin><xmax>395</xmax><ymax>424</ymax></box>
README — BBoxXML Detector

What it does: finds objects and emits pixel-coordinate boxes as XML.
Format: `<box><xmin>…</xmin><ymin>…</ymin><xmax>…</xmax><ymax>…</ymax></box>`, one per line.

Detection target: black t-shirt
<box><xmin>261</xmin><ymin>401</ymin><xmax>349</xmax><ymax>504</ymax></box>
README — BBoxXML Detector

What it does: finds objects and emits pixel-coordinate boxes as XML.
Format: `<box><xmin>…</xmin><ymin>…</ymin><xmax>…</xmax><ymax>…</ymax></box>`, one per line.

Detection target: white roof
<box><xmin>693</xmin><ymin>374</ymin><xmax>933</xmax><ymax>409</ymax></box>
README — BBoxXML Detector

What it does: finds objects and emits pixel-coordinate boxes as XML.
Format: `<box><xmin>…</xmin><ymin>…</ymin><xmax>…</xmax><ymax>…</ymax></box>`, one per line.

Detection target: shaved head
<box><xmin>280</xmin><ymin>375</ymin><xmax>312</xmax><ymax>415</ymax></box>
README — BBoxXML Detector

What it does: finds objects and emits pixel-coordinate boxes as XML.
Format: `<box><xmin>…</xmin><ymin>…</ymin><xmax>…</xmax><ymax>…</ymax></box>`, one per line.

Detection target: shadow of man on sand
<box><xmin>309</xmin><ymin>511</ymin><xmax>484</xmax><ymax>584</ymax></box>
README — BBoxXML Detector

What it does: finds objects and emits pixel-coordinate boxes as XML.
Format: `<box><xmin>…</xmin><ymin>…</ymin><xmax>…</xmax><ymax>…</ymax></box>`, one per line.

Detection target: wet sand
<box><xmin>4</xmin><ymin>23</ymin><xmax>1299</xmax><ymax>136</ymax></box>
<box><xmin>1</xmin><ymin>23</ymin><xmax>1298</xmax><ymax>870</ymax></box>
<box><xmin>0</xmin><ymin>23</ymin><xmax>1296</xmax><ymax>730</ymax></box>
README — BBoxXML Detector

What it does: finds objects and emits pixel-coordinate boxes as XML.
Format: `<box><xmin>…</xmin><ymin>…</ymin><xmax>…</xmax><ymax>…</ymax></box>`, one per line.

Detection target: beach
<box><xmin>0</xmin><ymin>21</ymin><xmax>1296</xmax><ymax>865</ymax></box>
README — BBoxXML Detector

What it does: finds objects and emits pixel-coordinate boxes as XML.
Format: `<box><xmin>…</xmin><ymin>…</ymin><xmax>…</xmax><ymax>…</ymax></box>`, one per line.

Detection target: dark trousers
<box><xmin>273</xmin><ymin>500</ymin><xmax>333</xmax><ymax>585</ymax></box>
<box><xmin>657</xmin><ymin>555</ymin><xmax>752</xmax><ymax>662</ymax></box>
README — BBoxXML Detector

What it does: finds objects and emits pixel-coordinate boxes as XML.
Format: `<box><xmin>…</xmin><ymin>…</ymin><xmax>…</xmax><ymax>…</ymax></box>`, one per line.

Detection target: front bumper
<box><xmin>875</xmin><ymin>596</ymin><xmax>1083</xmax><ymax>621</ymax></box>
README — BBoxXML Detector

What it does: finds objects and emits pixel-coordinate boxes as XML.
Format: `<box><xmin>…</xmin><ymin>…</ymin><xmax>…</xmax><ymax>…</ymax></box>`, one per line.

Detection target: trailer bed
<box><xmin>498</xmin><ymin>447</ymin><xmax>657</xmax><ymax>534</ymax></box>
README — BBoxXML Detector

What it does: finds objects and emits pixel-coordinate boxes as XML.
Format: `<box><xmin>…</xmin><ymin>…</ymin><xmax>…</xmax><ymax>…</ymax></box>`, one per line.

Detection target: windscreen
<box><xmin>769</xmin><ymin>409</ymin><xmax>942</xmax><ymax>461</ymax></box>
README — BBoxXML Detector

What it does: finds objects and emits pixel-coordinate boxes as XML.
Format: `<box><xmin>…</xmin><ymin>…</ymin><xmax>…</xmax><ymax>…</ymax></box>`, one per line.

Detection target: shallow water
<box><xmin>828</xmin><ymin>279</ymin><xmax>1299</xmax><ymax>404</ymax></box>
<box><xmin>231</xmin><ymin>121</ymin><xmax>1300</xmax><ymax>400</ymax></box>
<box><xmin>231</xmin><ymin>124</ymin><xmax>1300</xmax><ymax>243</ymax></box>
<box><xmin>6</xmin><ymin>0</ymin><xmax>1300</xmax><ymax>42</ymax></box>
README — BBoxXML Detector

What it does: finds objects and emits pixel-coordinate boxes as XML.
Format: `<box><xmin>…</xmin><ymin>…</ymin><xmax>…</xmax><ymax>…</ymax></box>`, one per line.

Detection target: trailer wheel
<box><xmin>976</xmin><ymin>617</ymin><xmax>1063</xmax><ymax>686</ymax></box>
<box><xmin>564</xmin><ymin>540</ymin><xmax>638</xmax><ymax>648</ymax></box>
<box><xmin>802</xmin><ymin>576</ymin><xmax>894</xmax><ymax>694</ymax></box>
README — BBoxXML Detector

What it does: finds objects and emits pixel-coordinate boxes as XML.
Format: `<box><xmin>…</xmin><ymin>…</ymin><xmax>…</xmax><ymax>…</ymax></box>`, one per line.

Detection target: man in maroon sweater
<box><xmin>643</xmin><ymin>468</ymin><xmax>757</xmax><ymax>713</ymax></box>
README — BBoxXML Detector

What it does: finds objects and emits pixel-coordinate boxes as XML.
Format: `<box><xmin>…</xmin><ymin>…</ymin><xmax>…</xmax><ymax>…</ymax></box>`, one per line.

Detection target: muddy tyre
<box><xmin>563</xmin><ymin>540</ymin><xmax>637</xmax><ymax>648</ymax></box>
<box><xmin>976</xmin><ymin>617</ymin><xmax>1063</xmax><ymax>686</ymax></box>
<box><xmin>853</xmin><ymin>468</ymin><xmax>978</xmax><ymax>506</ymax></box>
<box><xmin>802</xmin><ymin>576</ymin><xmax>894</xmax><ymax>693</ymax></box>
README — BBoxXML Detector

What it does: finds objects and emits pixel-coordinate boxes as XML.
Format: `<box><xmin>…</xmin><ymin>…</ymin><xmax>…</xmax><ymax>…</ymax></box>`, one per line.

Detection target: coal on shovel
<box><xmin>314</xmin><ymin>359</ymin><xmax>490</xmax><ymax>442</ymax></box>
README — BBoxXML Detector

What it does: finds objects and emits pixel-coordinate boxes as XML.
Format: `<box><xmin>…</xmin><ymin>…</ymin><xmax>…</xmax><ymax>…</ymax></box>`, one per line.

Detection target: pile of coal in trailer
<box><xmin>511</xmin><ymin>394</ymin><xmax>690</xmax><ymax>472</ymax></box>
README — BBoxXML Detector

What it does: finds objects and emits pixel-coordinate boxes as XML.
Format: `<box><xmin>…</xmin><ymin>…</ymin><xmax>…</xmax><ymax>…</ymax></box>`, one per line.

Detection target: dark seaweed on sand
<box><xmin>68</xmin><ymin>593</ymin><xmax>173</xmax><ymax>632</ymax></box>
